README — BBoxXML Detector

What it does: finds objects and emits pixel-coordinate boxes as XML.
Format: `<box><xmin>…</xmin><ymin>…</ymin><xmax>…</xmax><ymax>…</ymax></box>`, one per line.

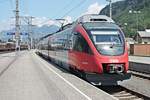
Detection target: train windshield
<box><xmin>91</xmin><ymin>30</ymin><xmax>122</xmax><ymax>44</ymax></box>
<box><xmin>83</xmin><ymin>23</ymin><xmax>125</xmax><ymax>56</ymax></box>
<box><xmin>91</xmin><ymin>30</ymin><xmax>124</xmax><ymax>56</ymax></box>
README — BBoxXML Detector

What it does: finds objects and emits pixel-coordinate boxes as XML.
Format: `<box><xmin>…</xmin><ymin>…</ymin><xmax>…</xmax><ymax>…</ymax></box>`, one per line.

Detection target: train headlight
<box><xmin>106</xmin><ymin>64</ymin><xmax>124</xmax><ymax>74</ymax></box>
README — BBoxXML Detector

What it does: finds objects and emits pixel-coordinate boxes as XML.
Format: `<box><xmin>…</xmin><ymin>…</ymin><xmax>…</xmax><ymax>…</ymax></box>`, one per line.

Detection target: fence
<box><xmin>130</xmin><ymin>44</ymin><xmax>150</xmax><ymax>56</ymax></box>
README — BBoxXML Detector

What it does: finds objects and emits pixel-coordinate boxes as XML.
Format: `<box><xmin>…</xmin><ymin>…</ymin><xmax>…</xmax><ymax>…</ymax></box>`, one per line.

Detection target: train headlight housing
<box><xmin>106</xmin><ymin>64</ymin><xmax>124</xmax><ymax>74</ymax></box>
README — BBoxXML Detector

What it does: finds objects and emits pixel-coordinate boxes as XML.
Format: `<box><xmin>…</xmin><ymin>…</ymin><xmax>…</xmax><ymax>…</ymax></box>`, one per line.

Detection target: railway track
<box><xmin>38</xmin><ymin>53</ymin><xmax>150</xmax><ymax>100</ymax></box>
<box><xmin>99</xmin><ymin>71</ymin><xmax>150</xmax><ymax>100</ymax></box>
<box><xmin>98</xmin><ymin>86</ymin><xmax>150</xmax><ymax>100</ymax></box>
<box><xmin>0</xmin><ymin>51</ymin><xmax>13</xmax><ymax>54</ymax></box>
<box><xmin>129</xmin><ymin>70</ymin><xmax>150</xmax><ymax>80</ymax></box>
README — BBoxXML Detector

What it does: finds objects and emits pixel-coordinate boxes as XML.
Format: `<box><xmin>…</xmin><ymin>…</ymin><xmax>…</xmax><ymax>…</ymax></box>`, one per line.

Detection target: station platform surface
<box><xmin>129</xmin><ymin>56</ymin><xmax>150</xmax><ymax>64</ymax></box>
<box><xmin>0</xmin><ymin>51</ymin><xmax>117</xmax><ymax>100</ymax></box>
<box><xmin>129</xmin><ymin>56</ymin><xmax>150</xmax><ymax>74</ymax></box>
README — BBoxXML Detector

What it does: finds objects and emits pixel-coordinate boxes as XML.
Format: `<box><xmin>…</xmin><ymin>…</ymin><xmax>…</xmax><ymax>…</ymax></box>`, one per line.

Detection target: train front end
<box><xmin>78</xmin><ymin>15</ymin><xmax>131</xmax><ymax>85</ymax></box>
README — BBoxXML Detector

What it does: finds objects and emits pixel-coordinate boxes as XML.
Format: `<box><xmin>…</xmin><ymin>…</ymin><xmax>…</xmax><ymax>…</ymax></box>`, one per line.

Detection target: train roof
<box><xmin>76</xmin><ymin>14</ymin><xmax>115</xmax><ymax>23</ymax></box>
<box><xmin>82</xmin><ymin>22</ymin><xmax>120</xmax><ymax>30</ymax></box>
<box><xmin>39</xmin><ymin>14</ymin><xmax>118</xmax><ymax>41</ymax></box>
<box><xmin>39</xmin><ymin>24</ymin><xmax>74</xmax><ymax>41</ymax></box>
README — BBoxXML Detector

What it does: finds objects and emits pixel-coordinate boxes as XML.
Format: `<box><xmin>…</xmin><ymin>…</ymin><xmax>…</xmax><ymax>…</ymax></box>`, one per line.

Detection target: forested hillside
<box><xmin>100</xmin><ymin>0</ymin><xmax>150</xmax><ymax>37</ymax></box>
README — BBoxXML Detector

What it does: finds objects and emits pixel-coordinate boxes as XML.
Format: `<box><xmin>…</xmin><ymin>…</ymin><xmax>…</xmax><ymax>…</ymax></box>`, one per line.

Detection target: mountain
<box><xmin>0</xmin><ymin>25</ymin><xmax>59</xmax><ymax>42</ymax></box>
<box><xmin>100</xmin><ymin>0</ymin><xmax>150</xmax><ymax>37</ymax></box>
<box><xmin>31</xmin><ymin>25</ymin><xmax>59</xmax><ymax>38</ymax></box>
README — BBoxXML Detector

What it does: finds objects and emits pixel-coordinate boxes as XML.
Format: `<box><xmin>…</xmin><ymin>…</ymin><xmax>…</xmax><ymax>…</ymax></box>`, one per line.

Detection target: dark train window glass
<box><xmin>86</xmin><ymin>29</ymin><xmax>125</xmax><ymax>56</ymax></box>
<box><xmin>73</xmin><ymin>32</ymin><xmax>92</xmax><ymax>54</ymax></box>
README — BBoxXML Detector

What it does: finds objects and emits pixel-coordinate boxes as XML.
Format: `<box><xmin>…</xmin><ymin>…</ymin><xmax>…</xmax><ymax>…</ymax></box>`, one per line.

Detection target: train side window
<box><xmin>73</xmin><ymin>32</ymin><xmax>92</xmax><ymax>54</ymax></box>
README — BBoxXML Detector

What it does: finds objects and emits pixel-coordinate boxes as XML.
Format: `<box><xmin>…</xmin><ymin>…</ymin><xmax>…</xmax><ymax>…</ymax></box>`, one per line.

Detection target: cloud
<box><xmin>33</xmin><ymin>17</ymin><xmax>55</xmax><ymax>27</ymax></box>
<box><xmin>63</xmin><ymin>16</ymin><xmax>72</xmax><ymax>25</ymax></box>
<box><xmin>113</xmin><ymin>0</ymin><xmax>124</xmax><ymax>2</ymax></box>
<box><xmin>32</xmin><ymin>17</ymin><xmax>73</xmax><ymax>27</ymax></box>
<box><xmin>0</xmin><ymin>17</ymin><xmax>58</xmax><ymax>32</ymax></box>
<box><xmin>83</xmin><ymin>2</ymin><xmax>106</xmax><ymax>15</ymax></box>
<box><xmin>0</xmin><ymin>19</ymin><xmax>15</xmax><ymax>32</ymax></box>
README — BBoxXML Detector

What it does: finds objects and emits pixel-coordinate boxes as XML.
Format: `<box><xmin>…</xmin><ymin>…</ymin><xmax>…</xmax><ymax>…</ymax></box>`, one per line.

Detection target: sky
<box><xmin>0</xmin><ymin>0</ymin><xmax>121</xmax><ymax>32</ymax></box>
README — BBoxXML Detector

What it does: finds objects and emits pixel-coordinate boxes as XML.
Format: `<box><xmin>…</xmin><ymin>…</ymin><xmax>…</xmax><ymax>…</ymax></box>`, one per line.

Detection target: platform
<box><xmin>0</xmin><ymin>51</ymin><xmax>117</xmax><ymax>100</ymax></box>
<box><xmin>129</xmin><ymin>56</ymin><xmax>150</xmax><ymax>64</ymax></box>
<box><xmin>129</xmin><ymin>56</ymin><xmax>150</xmax><ymax>74</ymax></box>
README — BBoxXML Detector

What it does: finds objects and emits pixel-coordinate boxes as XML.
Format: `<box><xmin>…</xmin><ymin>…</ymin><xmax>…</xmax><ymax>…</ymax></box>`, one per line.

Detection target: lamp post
<box><xmin>134</xmin><ymin>11</ymin><xmax>141</xmax><ymax>31</ymax></box>
<box><xmin>106</xmin><ymin>0</ymin><xmax>112</xmax><ymax>18</ymax></box>
<box><xmin>129</xmin><ymin>10</ymin><xmax>141</xmax><ymax>43</ymax></box>
<box><xmin>129</xmin><ymin>10</ymin><xmax>141</xmax><ymax>31</ymax></box>
<box><xmin>15</xmin><ymin>0</ymin><xmax>20</xmax><ymax>51</ymax></box>
<box><xmin>124</xmin><ymin>23</ymin><xmax>128</xmax><ymax>37</ymax></box>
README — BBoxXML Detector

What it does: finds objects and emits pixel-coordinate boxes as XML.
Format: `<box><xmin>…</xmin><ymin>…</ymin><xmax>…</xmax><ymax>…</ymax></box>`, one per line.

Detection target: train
<box><xmin>0</xmin><ymin>42</ymin><xmax>28</xmax><ymax>52</ymax></box>
<box><xmin>37</xmin><ymin>14</ymin><xmax>131</xmax><ymax>85</ymax></box>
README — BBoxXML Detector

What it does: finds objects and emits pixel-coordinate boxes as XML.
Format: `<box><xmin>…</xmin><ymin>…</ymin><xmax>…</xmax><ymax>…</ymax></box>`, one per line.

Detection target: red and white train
<box><xmin>37</xmin><ymin>14</ymin><xmax>131</xmax><ymax>85</ymax></box>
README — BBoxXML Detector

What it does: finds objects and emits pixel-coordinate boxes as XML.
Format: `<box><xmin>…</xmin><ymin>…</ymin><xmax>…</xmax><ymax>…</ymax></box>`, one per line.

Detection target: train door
<box><xmin>69</xmin><ymin>32</ymin><xmax>95</xmax><ymax>72</ymax></box>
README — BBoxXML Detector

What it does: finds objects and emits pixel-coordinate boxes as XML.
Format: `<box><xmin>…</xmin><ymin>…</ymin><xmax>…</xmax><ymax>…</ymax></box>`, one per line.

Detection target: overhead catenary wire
<box><xmin>38</xmin><ymin>0</ymin><xmax>76</xmax><ymax>26</ymax></box>
<box><xmin>60</xmin><ymin>0</ymin><xmax>87</xmax><ymax>18</ymax></box>
<box><xmin>39</xmin><ymin>0</ymin><xmax>88</xmax><ymax>26</ymax></box>
<box><xmin>52</xmin><ymin>0</ymin><xmax>74</xmax><ymax>19</ymax></box>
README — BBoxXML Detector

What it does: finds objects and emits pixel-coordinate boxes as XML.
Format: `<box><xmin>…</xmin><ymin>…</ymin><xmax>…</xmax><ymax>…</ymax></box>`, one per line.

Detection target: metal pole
<box><xmin>21</xmin><ymin>16</ymin><xmax>34</xmax><ymax>50</ymax></box>
<box><xmin>15</xmin><ymin>0</ymin><xmax>20</xmax><ymax>51</ymax></box>
<box><xmin>106</xmin><ymin>0</ymin><xmax>112</xmax><ymax>18</ymax></box>
<box><xmin>135</xmin><ymin>11</ymin><xmax>141</xmax><ymax>31</ymax></box>
<box><xmin>110</xmin><ymin>0</ymin><xmax>112</xmax><ymax>19</ymax></box>
<box><xmin>136</xmin><ymin>13</ymin><xmax>139</xmax><ymax>43</ymax></box>
<box><xmin>27</xmin><ymin>18</ymin><xmax>30</xmax><ymax>50</ymax></box>
<box><xmin>136</xmin><ymin>13</ymin><xmax>139</xmax><ymax>31</ymax></box>
<box><xmin>29</xmin><ymin>17</ymin><xmax>34</xmax><ymax>49</ymax></box>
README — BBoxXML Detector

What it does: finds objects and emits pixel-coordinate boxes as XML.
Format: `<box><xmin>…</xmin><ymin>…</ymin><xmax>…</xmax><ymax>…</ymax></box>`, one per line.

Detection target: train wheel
<box><xmin>79</xmin><ymin>70</ymin><xmax>86</xmax><ymax>79</ymax></box>
<box><xmin>69</xmin><ymin>66</ymin><xmax>87</xmax><ymax>80</ymax></box>
<box><xmin>69</xmin><ymin>66</ymin><xmax>75</xmax><ymax>74</ymax></box>
<box><xmin>48</xmin><ymin>57</ymin><xmax>51</xmax><ymax>62</ymax></box>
